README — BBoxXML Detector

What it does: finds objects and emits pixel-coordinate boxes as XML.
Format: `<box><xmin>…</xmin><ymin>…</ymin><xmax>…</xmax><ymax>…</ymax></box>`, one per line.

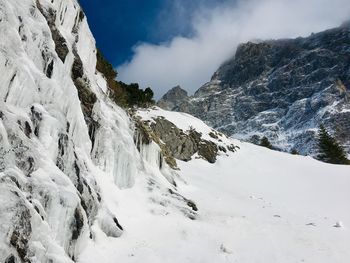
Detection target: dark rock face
<box><xmin>9</xmin><ymin>205</ymin><xmax>32</xmax><ymax>262</ymax></box>
<box><xmin>71</xmin><ymin>44</ymin><xmax>97</xmax><ymax>125</ymax></box>
<box><xmin>158</xmin><ymin>86</ymin><xmax>188</xmax><ymax>111</ymax></box>
<box><xmin>4</xmin><ymin>255</ymin><xmax>16</xmax><ymax>263</ymax></box>
<box><xmin>71</xmin><ymin>207</ymin><xmax>84</xmax><ymax>241</ymax></box>
<box><xmin>35</xmin><ymin>2</ymin><xmax>69</xmax><ymax>63</ymax></box>
<box><xmin>198</xmin><ymin>140</ymin><xmax>218</xmax><ymax>163</ymax></box>
<box><xmin>151</xmin><ymin>117</ymin><xmax>198</xmax><ymax>161</ymax></box>
<box><xmin>0</xmin><ymin>188</ymin><xmax>32</xmax><ymax>263</ymax></box>
<box><xmin>167</xmin><ymin>24</ymin><xmax>350</xmax><ymax>155</ymax></box>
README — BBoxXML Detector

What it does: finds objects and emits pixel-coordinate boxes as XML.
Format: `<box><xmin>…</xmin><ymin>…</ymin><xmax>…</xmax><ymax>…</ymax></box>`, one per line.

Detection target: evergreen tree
<box><xmin>291</xmin><ymin>149</ymin><xmax>299</xmax><ymax>155</ymax></box>
<box><xmin>260</xmin><ymin>136</ymin><xmax>273</xmax><ymax>149</ymax></box>
<box><xmin>144</xmin><ymin>87</ymin><xmax>154</xmax><ymax>104</ymax></box>
<box><xmin>95</xmin><ymin>49</ymin><xmax>155</xmax><ymax>108</ymax></box>
<box><xmin>317</xmin><ymin>125</ymin><xmax>349</xmax><ymax>165</ymax></box>
<box><xmin>96</xmin><ymin>48</ymin><xmax>117</xmax><ymax>80</ymax></box>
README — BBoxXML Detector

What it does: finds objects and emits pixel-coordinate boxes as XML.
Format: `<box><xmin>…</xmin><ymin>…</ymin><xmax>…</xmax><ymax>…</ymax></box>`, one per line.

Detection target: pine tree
<box><xmin>144</xmin><ymin>87</ymin><xmax>154</xmax><ymax>102</ymax></box>
<box><xmin>260</xmin><ymin>136</ymin><xmax>273</xmax><ymax>149</ymax></box>
<box><xmin>317</xmin><ymin>125</ymin><xmax>349</xmax><ymax>165</ymax></box>
<box><xmin>290</xmin><ymin>149</ymin><xmax>299</xmax><ymax>155</ymax></box>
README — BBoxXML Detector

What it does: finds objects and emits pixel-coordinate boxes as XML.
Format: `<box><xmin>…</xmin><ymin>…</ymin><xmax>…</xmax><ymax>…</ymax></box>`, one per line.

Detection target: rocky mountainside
<box><xmin>159</xmin><ymin>23</ymin><xmax>350</xmax><ymax>155</ymax></box>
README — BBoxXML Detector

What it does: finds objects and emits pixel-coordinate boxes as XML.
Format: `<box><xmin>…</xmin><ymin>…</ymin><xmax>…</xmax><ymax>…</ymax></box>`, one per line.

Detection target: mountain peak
<box><xmin>157</xmin><ymin>85</ymin><xmax>188</xmax><ymax>110</ymax></box>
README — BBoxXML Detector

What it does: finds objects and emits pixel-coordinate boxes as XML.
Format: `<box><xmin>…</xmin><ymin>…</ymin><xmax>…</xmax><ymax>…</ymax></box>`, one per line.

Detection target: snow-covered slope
<box><xmin>0</xmin><ymin>1</ymin><xmax>349</xmax><ymax>263</ymax></box>
<box><xmin>81</xmin><ymin>108</ymin><xmax>350</xmax><ymax>263</ymax></box>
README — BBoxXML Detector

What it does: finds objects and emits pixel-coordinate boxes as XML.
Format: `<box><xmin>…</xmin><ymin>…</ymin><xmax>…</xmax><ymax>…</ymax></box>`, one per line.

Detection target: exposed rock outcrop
<box><xmin>134</xmin><ymin>108</ymin><xmax>237</xmax><ymax>168</ymax></box>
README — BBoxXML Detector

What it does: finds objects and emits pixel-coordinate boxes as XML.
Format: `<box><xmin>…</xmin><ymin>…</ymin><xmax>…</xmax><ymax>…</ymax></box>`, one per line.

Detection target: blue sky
<box><xmin>80</xmin><ymin>0</ymin><xmax>165</xmax><ymax>65</ymax></box>
<box><xmin>79</xmin><ymin>0</ymin><xmax>212</xmax><ymax>65</ymax></box>
<box><xmin>80</xmin><ymin>0</ymin><xmax>349</xmax><ymax>98</ymax></box>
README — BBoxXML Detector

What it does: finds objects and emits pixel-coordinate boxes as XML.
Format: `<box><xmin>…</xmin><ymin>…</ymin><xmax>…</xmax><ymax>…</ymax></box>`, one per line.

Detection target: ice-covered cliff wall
<box><xmin>0</xmin><ymin>0</ymin><xmax>192</xmax><ymax>262</ymax></box>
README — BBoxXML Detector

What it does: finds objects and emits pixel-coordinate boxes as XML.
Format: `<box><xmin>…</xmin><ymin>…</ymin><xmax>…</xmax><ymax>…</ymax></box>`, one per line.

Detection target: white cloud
<box><xmin>117</xmin><ymin>0</ymin><xmax>350</xmax><ymax>99</ymax></box>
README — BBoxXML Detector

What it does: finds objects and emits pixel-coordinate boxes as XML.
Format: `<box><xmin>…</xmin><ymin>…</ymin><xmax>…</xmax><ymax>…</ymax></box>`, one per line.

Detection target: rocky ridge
<box><xmin>159</xmin><ymin>24</ymin><xmax>350</xmax><ymax>155</ymax></box>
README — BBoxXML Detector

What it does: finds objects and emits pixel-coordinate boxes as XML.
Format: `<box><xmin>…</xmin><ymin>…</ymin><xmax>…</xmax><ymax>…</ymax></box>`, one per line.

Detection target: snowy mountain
<box><xmin>0</xmin><ymin>1</ymin><xmax>349</xmax><ymax>263</ymax></box>
<box><xmin>159</xmin><ymin>23</ymin><xmax>350</xmax><ymax>156</ymax></box>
